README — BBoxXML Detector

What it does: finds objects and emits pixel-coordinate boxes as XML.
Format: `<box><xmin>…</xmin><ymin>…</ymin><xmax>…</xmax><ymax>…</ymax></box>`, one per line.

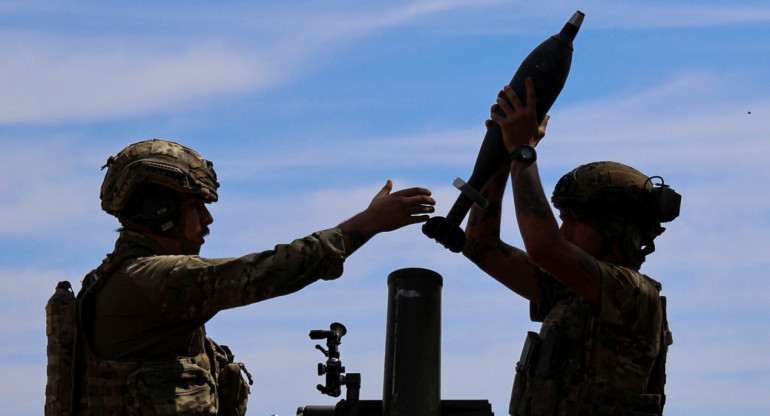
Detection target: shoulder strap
<box><xmin>78</xmin><ymin>239</ymin><xmax>156</xmax><ymax>297</ymax></box>
<box><xmin>77</xmin><ymin>253</ymin><xmax>119</xmax><ymax>298</ymax></box>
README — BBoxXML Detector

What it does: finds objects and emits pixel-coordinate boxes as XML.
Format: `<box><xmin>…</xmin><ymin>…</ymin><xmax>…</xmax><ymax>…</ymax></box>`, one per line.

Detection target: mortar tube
<box><xmin>382</xmin><ymin>268</ymin><xmax>442</xmax><ymax>416</ymax></box>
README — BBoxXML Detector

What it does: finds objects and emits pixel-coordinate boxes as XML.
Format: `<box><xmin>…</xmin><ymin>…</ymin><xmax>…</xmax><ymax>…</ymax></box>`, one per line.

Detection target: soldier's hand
<box><xmin>489</xmin><ymin>78</ymin><xmax>548</xmax><ymax>153</ymax></box>
<box><xmin>338</xmin><ymin>180</ymin><xmax>435</xmax><ymax>255</ymax></box>
<box><xmin>365</xmin><ymin>180</ymin><xmax>435</xmax><ymax>233</ymax></box>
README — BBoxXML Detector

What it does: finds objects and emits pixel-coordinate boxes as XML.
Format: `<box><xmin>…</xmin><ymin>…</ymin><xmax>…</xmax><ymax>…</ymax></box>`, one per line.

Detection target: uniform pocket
<box><xmin>126</xmin><ymin>360</ymin><xmax>218</xmax><ymax>416</ymax></box>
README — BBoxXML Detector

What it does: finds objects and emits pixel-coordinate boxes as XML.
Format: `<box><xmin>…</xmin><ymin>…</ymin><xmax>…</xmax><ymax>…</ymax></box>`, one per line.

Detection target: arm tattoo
<box><xmin>497</xmin><ymin>241</ymin><xmax>530</xmax><ymax>262</ymax></box>
<box><xmin>496</xmin><ymin>241</ymin><xmax>516</xmax><ymax>258</ymax></box>
<box><xmin>482</xmin><ymin>200</ymin><xmax>501</xmax><ymax>222</ymax></box>
<box><xmin>464</xmin><ymin>236</ymin><xmax>489</xmax><ymax>268</ymax></box>
<box><xmin>514</xmin><ymin>172</ymin><xmax>552</xmax><ymax>219</ymax></box>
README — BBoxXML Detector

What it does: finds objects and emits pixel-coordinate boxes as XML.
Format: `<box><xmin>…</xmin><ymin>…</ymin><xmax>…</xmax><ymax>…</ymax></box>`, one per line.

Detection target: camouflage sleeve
<box><xmin>128</xmin><ymin>228</ymin><xmax>346</xmax><ymax>321</ymax></box>
<box><xmin>529</xmin><ymin>273</ymin><xmax>565</xmax><ymax>322</ymax></box>
<box><xmin>596</xmin><ymin>262</ymin><xmax>661</xmax><ymax>332</ymax></box>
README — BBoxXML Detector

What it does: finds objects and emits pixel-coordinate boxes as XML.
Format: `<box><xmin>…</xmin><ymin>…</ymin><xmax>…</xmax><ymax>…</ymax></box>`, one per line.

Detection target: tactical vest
<box><xmin>45</xmin><ymin>251</ymin><xmax>252</xmax><ymax>416</ymax></box>
<box><xmin>509</xmin><ymin>286</ymin><xmax>672</xmax><ymax>415</ymax></box>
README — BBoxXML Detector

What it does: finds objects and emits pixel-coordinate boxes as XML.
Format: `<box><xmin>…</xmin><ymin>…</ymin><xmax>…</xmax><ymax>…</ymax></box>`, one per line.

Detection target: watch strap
<box><xmin>509</xmin><ymin>145</ymin><xmax>537</xmax><ymax>163</ymax></box>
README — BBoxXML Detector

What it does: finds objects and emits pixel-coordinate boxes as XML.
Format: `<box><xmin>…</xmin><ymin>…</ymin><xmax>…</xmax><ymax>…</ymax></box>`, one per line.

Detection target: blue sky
<box><xmin>1</xmin><ymin>1</ymin><xmax>769</xmax><ymax>414</ymax></box>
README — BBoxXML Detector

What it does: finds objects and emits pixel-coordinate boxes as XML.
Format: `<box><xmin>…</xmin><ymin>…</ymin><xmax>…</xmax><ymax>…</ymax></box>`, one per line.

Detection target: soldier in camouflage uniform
<box><xmin>463</xmin><ymin>80</ymin><xmax>680</xmax><ymax>415</ymax></box>
<box><xmin>72</xmin><ymin>139</ymin><xmax>435</xmax><ymax>415</ymax></box>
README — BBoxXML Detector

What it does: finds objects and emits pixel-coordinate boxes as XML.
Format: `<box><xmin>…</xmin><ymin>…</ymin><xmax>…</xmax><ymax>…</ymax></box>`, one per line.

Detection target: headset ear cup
<box><xmin>650</xmin><ymin>186</ymin><xmax>682</xmax><ymax>222</ymax></box>
<box><xmin>141</xmin><ymin>187</ymin><xmax>181</xmax><ymax>231</ymax></box>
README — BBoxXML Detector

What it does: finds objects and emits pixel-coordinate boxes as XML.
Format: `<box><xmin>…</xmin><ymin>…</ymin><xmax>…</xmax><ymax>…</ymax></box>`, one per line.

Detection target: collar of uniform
<box><xmin>115</xmin><ymin>229</ymin><xmax>170</xmax><ymax>257</ymax></box>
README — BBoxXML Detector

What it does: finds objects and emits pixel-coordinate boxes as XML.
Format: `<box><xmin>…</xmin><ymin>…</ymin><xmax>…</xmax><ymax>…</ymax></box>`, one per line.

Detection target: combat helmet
<box><xmin>551</xmin><ymin>161</ymin><xmax>681</xmax><ymax>266</ymax></box>
<box><xmin>100</xmin><ymin>139</ymin><xmax>219</xmax><ymax>230</ymax></box>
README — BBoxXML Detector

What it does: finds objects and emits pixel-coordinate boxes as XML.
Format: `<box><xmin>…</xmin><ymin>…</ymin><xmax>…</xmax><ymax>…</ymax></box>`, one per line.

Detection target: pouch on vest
<box><xmin>218</xmin><ymin>363</ymin><xmax>252</xmax><ymax>416</ymax></box>
<box><xmin>509</xmin><ymin>331</ymin><xmax>541</xmax><ymax>416</ymax></box>
<box><xmin>45</xmin><ymin>281</ymin><xmax>77</xmax><ymax>416</ymax></box>
<box><xmin>125</xmin><ymin>359</ymin><xmax>218</xmax><ymax>416</ymax></box>
<box><xmin>536</xmin><ymin>326</ymin><xmax>568</xmax><ymax>378</ymax></box>
<box><xmin>207</xmin><ymin>340</ymin><xmax>252</xmax><ymax>416</ymax></box>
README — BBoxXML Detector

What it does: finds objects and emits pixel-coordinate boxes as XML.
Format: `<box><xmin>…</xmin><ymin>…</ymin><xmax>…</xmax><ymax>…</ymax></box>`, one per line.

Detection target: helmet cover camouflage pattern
<box><xmin>100</xmin><ymin>139</ymin><xmax>219</xmax><ymax>216</ymax></box>
<box><xmin>551</xmin><ymin>161</ymin><xmax>653</xmax><ymax>212</ymax></box>
<box><xmin>552</xmin><ymin>161</ymin><xmax>664</xmax><ymax>266</ymax></box>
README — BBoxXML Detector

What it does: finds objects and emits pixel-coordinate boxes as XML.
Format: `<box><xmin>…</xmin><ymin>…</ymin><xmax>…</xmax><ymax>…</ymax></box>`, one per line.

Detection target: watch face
<box><xmin>511</xmin><ymin>145</ymin><xmax>537</xmax><ymax>163</ymax></box>
<box><xmin>521</xmin><ymin>146</ymin><xmax>535</xmax><ymax>160</ymax></box>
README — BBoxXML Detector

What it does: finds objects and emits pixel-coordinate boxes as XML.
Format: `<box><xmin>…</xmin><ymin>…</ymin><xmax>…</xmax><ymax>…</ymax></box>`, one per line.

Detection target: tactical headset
<box><xmin>120</xmin><ymin>184</ymin><xmax>181</xmax><ymax>232</ymax></box>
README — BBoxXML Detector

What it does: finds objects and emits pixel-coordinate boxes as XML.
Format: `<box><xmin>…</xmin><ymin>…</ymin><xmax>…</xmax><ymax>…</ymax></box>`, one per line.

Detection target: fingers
<box><xmin>404</xmin><ymin>194</ymin><xmax>435</xmax><ymax>219</ymax></box>
<box><xmin>403</xmin><ymin>193</ymin><xmax>436</xmax><ymax>214</ymax></box>
<box><xmin>404</xmin><ymin>213</ymin><xmax>431</xmax><ymax>224</ymax></box>
<box><xmin>493</xmin><ymin>79</ymin><xmax>537</xmax><ymax>118</ymax></box>
<box><xmin>376</xmin><ymin>179</ymin><xmax>394</xmax><ymax>197</ymax></box>
<box><xmin>537</xmin><ymin>115</ymin><xmax>550</xmax><ymax>141</ymax></box>
<box><xmin>496</xmin><ymin>88</ymin><xmax>514</xmax><ymax>115</ymax></box>
<box><xmin>393</xmin><ymin>187</ymin><xmax>436</xmax><ymax>218</ymax></box>
<box><xmin>391</xmin><ymin>186</ymin><xmax>433</xmax><ymax>199</ymax></box>
<box><xmin>507</xmin><ymin>84</ymin><xmax>524</xmax><ymax>110</ymax></box>
<box><xmin>376</xmin><ymin>184</ymin><xmax>436</xmax><ymax>213</ymax></box>
<box><xmin>494</xmin><ymin>85</ymin><xmax>523</xmax><ymax>122</ymax></box>
<box><xmin>411</xmin><ymin>198</ymin><xmax>436</xmax><ymax>214</ymax></box>
<box><xmin>525</xmin><ymin>77</ymin><xmax>536</xmax><ymax>112</ymax></box>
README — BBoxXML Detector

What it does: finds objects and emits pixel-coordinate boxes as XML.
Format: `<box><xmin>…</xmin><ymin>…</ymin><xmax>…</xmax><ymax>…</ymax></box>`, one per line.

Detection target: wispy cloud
<box><xmin>2</xmin><ymin>1</ymin><xmax>768</xmax><ymax>124</ymax></box>
<box><xmin>0</xmin><ymin>1</ymin><xmax>504</xmax><ymax>124</ymax></box>
<box><xmin>0</xmin><ymin>39</ymin><xmax>270</xmax><ymax>123</ymax></box>
<box><xmin>587</xmin><ymin>1</ymin><xmax>770</xmax><ymax>29</ymax></box>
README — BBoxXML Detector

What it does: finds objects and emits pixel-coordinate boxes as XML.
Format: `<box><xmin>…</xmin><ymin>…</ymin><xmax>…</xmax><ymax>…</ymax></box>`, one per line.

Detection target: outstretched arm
<box><xmin>338</xmin><ymin>180</ymin><xmax>435</xmax><ymax>256</ymax></box>
<box><xmin>492</xmin><ymin>79</ymin><xmax>601</xmax><ymax>305</ymax></box>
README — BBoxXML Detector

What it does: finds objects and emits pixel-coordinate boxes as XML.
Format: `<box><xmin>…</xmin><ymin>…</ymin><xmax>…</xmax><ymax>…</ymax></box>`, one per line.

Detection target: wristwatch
<box><xmin>510</xmin><ymin>144</ymin><xmax>537</xmax><ymax>164</ymax></box>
